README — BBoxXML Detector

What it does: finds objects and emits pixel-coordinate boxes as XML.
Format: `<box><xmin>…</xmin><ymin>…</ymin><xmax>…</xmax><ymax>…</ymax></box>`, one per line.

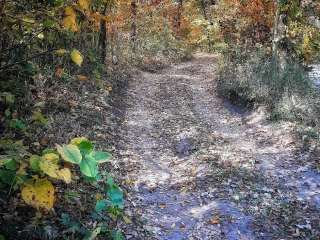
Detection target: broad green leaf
<box><xmin>80</xmin><ymin>155</ymin><xmax>98</xmax><ymax>178</ymax></box>
<box><xmin>106</xmin><ymin>177</ymin><xmax>124</xmax><ymax>209</ymax></box>
<box><xmin>21</xmin><ymin>178</ymin><xmax>55</xmax><ymax>210</ymax></box>
<box><xmin>95</xmin><ymin>199</ymin><xmax>109</xmax><ymax>212</ymax></box>
<box><xmin>0</xmin><ymin>169</ymin><xmax>15</xmax><ymax>185</ymax></box>
<box><xmin>29</xmin><ymin>155</ymin><xmax>41</xmax><ymax>171</ymax></box>
<box><xmin>92</xmin><ymin>151</ymin><xmax>112</xmax><ymax>163</ymax></box>
<box><xmin>3</xmin><ymin>159</ymin><xmax>17</xmax><ymax>170</ymax></box>
<box><xmin>78</xmin><ymin>140</ymin><xmax>93</xmax><ymax>155</ymax></box>
<box><xmin>57</xmin><ymin>144</ymin><xmax>82</xmax><ymax>164</ymax></box>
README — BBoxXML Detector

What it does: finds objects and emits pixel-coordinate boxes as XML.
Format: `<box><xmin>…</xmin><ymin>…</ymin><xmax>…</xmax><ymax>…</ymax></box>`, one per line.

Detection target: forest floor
<box><xmin>112</xmin><ymin>53</ymin><xmax>320</xmax><ymax>239</ymax></box>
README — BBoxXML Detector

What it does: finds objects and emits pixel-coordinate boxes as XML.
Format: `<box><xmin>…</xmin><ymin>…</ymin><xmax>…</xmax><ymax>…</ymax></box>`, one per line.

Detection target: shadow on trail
<box><xmin>115</xmin><ymin>53</ymin><xmax>320</xmax><ymax>239</ymax></box>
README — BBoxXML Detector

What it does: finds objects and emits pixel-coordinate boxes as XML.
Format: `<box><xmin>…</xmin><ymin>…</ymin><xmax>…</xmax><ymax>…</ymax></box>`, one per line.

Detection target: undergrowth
<box><xmin>217</xmin><ymin>48</ymin><xmax>320</xmax><ymax>156</ymax></box>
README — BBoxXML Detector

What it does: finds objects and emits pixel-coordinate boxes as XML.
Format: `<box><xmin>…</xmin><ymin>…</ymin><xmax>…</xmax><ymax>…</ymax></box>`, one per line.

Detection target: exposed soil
<box><xmin>112</xmin><ymin>53</ymin><xmax>320</xmax><ymax>239</ymax></box>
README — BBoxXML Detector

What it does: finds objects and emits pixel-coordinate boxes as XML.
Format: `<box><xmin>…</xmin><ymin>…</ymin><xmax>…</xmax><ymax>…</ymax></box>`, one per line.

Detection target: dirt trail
<box><xmin>114</xmin><ymin>54</ymin><xmax>320</xmax><ymax>239</ymax></box>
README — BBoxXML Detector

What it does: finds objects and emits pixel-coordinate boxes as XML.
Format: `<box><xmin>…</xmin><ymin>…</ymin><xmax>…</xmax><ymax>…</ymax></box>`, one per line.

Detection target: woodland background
<box><xmin>0</xmin><ymin>0</ymin><xmax>319</xmax><ymax>239</ymax></box>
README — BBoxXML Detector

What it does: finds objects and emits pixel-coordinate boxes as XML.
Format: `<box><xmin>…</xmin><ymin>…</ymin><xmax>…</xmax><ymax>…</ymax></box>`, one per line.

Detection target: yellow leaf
<box><xmin>21</xmin><ymin>179</ymin><xmax>55</xmax><ymax>210</ymax></box>
<box><xmin>39</xmin><ymin>153</ymin><xmax>71</xmax><ymax>184</ymax></box>
<box><xmin>55</xmin><ymin>49</ymin><xmax>68</xmax><ymax>56</ymax></box>
<box><xmin>42</xmin><ymin>153</ymin><xmax>59</xmax><ymax>163</ymax></box>
<box><xmin>70</xmin><ymin>137</ymin><xmax>88</xmax><ymax>145</ymax></box>
<box><xmin>76</xmin><ymin>75</ymin><xmax>89</xmax><ymax>81</ymax></box>
<box><xmin>56</xmin><ymin>168</ymin><xmax>72</xmax><ymax>184</ymax></box>
<box><xmin>63</xmin><ymin>16</ymin><xmax>78</xmax><ymax>32</ymax></box>
<box><xmin>65</xmin><ymin>6</ymin><xmax>76</xmax><ymax>17</ymax></box>
<box><xmin>63</xmin><ymin>7</ymin><xmax>78</xmax><ymax>32</ymax></box>
<box><xmin>70</xmin><ymin>49</ymin><xmax>83</xmax><ymax>66</ymax></box>
<box><xmin>78</xmin><ymin>0</ymin><xmax>91</xmax><ymax>10</ymax></box>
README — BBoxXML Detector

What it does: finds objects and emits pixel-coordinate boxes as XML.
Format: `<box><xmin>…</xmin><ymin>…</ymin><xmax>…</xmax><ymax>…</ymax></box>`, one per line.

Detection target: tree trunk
<box><xmin>99</xmin><ymin>4</ymin><xmax>108</xmax><ymax>62</ymax></box>
<box><xmin>173</xmin><ymin>0</ymin><xmax>183</xmax><ymax>38</ymax></box>
<box><xmin>131</xmin><ymin>0</ymin><xmax>137</xmax><ymax>52</ymax></box>
<box><xmin>272</xmin><ymin>0</ymin><xmax>280</xmax><ymax>59</ymax></box>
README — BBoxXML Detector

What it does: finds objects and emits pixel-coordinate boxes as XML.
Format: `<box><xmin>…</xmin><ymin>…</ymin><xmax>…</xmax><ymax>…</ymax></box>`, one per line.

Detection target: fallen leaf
<box><xmin>55</xmin><ymin>67</ymin><xmax>64</xmax><ymax>78</ymax></box>
<box><xmin>159</xmin><ymin>203</ymin><xmax>166</xmax><ymax>209</ymax></box>
<box><xmin>70</xmin><ymin>49</ymin><xmax>83</xmax><ymax>66</ymax></box>
<box><xmin>209</xmin><ymin>216</ymin><xmax>220</xmax><ymax>225</ymax></box>
<box><xmin>77</xmin><ymin>75</ymin><xmax>89</xmax><ymax>81</ymax></box>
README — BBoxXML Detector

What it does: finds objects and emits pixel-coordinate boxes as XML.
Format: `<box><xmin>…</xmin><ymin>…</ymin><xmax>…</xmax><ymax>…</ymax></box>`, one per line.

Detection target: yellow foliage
<box><xmin>21</xmin><ymin>179</ymin><xmax>55</xmax><ymax>210</ymax></box>
<box><xmin>63</xmin><ymin>6</ymin><xmax>78</xmax><ymax>32</ymax></box>
<box><xmin>39</xmin><ymin>153</ymin><xmax>72</xmax><ymax>184</ymax></box>
<box><xmin>65</xmin><ymin>6</ymin><xmax>76</xmax><ymax>17</ymax></box>
<box><xmin>42</xmin><ymin>153</ymin><xmax>59</xmax><ymax>163</ymax></box>
<box><xmin>63</xmin><ymin>16</ymin><xmax>78</xmax><ymax>32</ymax></box>
<box><xmin>56</xmin><ymin>168</ymin><xmax>72</xmax><ymax>184</ymax></box>
<box><xmin>55</xmin><ymin>49</ymin><xmax>68</xmax><ymax>56</ymax></box>
<box><xmin>70</xmin><ymin>49</ymin><xmax>83</xmax><ymax>66</ymax></box>
<box><xmin>78</xmin><ymin>0</ymin><xmax>91</xmax><ymax>11</ymax></box>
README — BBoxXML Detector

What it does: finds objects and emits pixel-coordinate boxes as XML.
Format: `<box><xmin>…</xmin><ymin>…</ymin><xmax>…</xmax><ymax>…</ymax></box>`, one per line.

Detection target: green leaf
<box><xmin>92</xmin><ymin>151</ymin><xmax>112</xmax><ymax>163</ymax></box>
<box><xmin>105</xmin><ymin>177</ymin><xmax>124</xmax><ymax>209</ymax></box>
<box><xmin>43</xmin><ymin>19</ymin><xmax>55</xmax><ymax>28</ymax></box>
<box><xmin>95</xmin><ymin>199</ymin><xmax>109</xmax><ymax>212</ymax></box>
<box><xmin>78</xmin><ymin>140</ymin><xmax>93</xmax><ymax>155</ymax></box>
<box><xmin>9</xmin><ymin>119</ymin><xmax>26</xmax><ymax>130</ymax></box>
<box><xmin>4</xmin><ymin>159</ymin><xmax>17</xmax><ymax>170</ymax></box>
<box><xmin>112</xmin><ymin>230</ymin><xmax>125</xmax><ymax>240</ymax></box>
<box><xmin>0</xmin><ymin>234</ymin><xmax>6</xmax><ymax>240</ymax></box>
<box><xmin>29</xmin><ymin>155</ymin><xmax>41</xmax><ymax>171</ymax></box>
<box><xmin>57</xmin><ymin>144</ymin><xmax>82</xmax><ymax>164</ymax></box>
<box><xmin>0</xmin><ymin>169</ymin><xmax>15</xmax><ymax>185</ymax></box>
<box><xmin>83</xmin><ymin>227</ymin><xmax>101</xmax><ymax>240</ymax></box>
<box><xmin>80</xmin><ymin>155</ymin><xmax>98</xmax><ymax>178</ymax></box>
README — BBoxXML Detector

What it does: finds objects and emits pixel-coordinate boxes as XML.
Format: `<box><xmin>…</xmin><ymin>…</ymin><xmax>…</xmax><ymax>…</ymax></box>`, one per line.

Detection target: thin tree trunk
<box><xmin>131</xmin><ymin>0</ymin><xmax>137</xmax><ymax>52</ymax></box>
<box><xmin>272</xmin><ymin>0</ymin><xmax>280</xmax><ymax>59</ymax></box>
<box><xmin>175</xmin><ymin>0</ymin><xmax>183</xmax><ymax>37</ymax></box>
<box><xmin>99</xmin><ymin>4</ymin><xmax>108</xmax><ymax>62</ymax></box>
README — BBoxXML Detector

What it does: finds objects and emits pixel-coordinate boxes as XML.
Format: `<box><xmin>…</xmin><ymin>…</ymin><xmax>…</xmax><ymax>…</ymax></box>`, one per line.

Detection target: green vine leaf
<box><xmin>56</xmin><ymin>144</ymin><xmax>82</xmax><ymax>164</ymax></box>
<box><xmin>79</xmin><ymin>155</ymin><xmax>98</xmax><ymax>178</ymax></box>
<box><xmin>92</xmin><ymin>151</ymin><xmax>112</xmax><ymax>163</ymax></box>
